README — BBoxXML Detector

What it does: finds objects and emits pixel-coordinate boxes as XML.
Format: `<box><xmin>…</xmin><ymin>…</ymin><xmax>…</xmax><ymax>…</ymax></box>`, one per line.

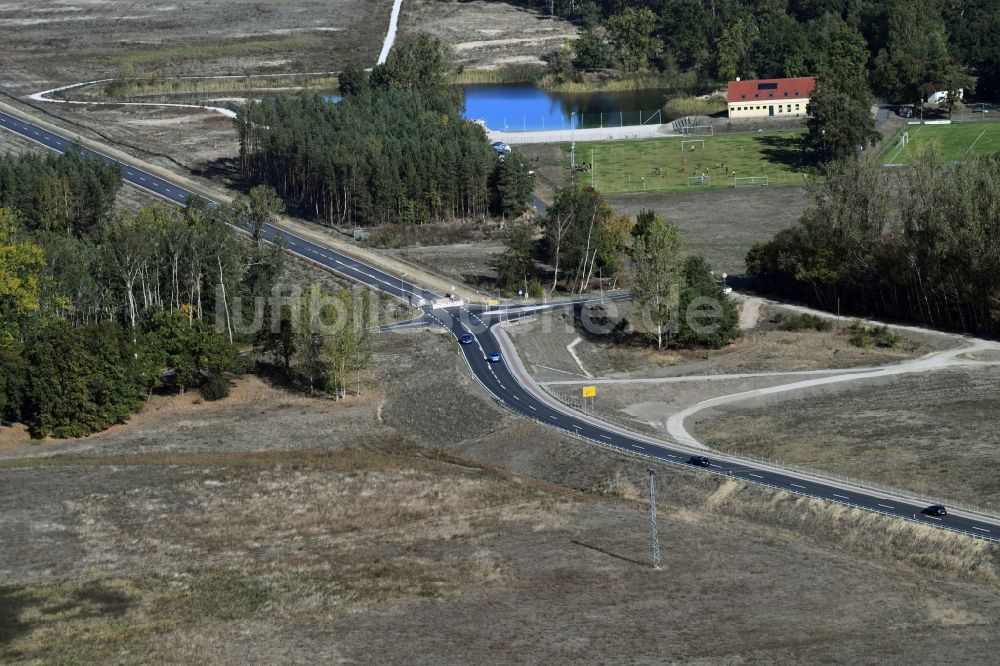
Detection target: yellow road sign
<box><xmin>487</xmin><ymin>299</ymin><xmax>500</xmax><ymax>306</ymax></box>
<box><xmin>582</xmin><ymin>386</ymin><xmax>596</xmax><ymax>398</ymax></box>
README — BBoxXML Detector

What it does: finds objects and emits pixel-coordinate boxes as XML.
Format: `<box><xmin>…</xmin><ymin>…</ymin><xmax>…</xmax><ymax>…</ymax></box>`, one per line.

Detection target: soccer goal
<box><xmin>898</xmin><ymin>131</ymin><xmax>910</xmax><ymax>148</ymax></box>
<box><xmin>681</xmin><ymin>139</ymin><xmax>705</xmax><ymax>151</ymax></box>
<box><xmin>681</xmin><ymin>125</ymin><xmax>714</xmax><ymax>136</ymax></box>
<box><xmin>687</xmin><ymin>175</ymin><xmax>711</xmax><ymax>187</ymax></box>
<box><xmin>734</xmin><ymin>175</ymin><xmax>768</xmax><ymax>187</ymax></box>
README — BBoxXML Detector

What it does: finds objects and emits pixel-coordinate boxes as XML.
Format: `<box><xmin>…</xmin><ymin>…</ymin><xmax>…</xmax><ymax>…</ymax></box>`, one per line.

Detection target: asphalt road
<box><xmin>2</xmin><ymin>109</ymin><xmax>998</xmax><ymax>542</ymax></box>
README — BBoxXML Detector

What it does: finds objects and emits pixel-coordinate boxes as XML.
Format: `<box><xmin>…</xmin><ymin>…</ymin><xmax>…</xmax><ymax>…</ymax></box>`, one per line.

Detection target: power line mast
<box><xmin>647</xmin><ymin>468</ymin><xmax>661</xmax><ymax>570</ymax></box>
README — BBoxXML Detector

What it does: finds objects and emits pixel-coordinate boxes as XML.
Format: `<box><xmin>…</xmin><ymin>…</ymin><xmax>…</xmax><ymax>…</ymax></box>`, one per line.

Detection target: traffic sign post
<box><xmin>582</xmin><ymin>385</ymin><xmax>596</xmax><ymax>412</ymax></box>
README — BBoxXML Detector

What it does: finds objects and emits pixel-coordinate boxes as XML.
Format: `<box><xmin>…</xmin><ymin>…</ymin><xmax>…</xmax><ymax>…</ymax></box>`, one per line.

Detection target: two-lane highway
<box><xmin>3</xmin><ymin>108</ymin><xmax>997</xmax><ymax>542</ymax></box>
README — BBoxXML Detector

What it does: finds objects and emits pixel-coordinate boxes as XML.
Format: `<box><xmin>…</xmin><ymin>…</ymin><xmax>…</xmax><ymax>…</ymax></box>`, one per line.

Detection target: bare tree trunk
<box><xmin>218</xmin><ymin>256</ymin><xmax>233</xmax><ymax>344</ymax></box>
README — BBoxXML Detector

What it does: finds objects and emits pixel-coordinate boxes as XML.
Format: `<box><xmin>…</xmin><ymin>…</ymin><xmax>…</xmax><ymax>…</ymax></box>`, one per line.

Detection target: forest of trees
<box><xmin>0</xmin><ymin>150</ymin><xmax>373</xmax><ymax>438</ymax></box>
<box><xmin>239</xmin><ymin>35</ymin><xmax>530</xmax><ymax>227</ymax></box>
<box><xmin>522</xmin><ymin>0</ymin><xmax>998</xmax><ymax>102</ymax></box>
<box><xmin>746</xmin><ymin>151</ymin><xmax>1000</xmax><ymax>336</ymax></box>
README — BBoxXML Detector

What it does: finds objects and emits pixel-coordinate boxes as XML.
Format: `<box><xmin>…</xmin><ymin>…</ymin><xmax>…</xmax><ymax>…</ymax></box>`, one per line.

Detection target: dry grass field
<box><xmin>693</xmin><ymin>365</ymin><xmax>1000</xmax><ymax>512</ymax></box>
<box><xmin>2</xmin><ymin>329</ymin><xmax>999</xmax><ymax>663</ymax></box>
<box><xmin>400</xmin><ymin>0</ymin><xmax>578</xmax><ymax>71</ymax></box>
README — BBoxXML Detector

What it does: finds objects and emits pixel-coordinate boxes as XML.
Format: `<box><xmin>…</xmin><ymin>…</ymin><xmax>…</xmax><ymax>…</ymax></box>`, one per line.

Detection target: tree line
<box><xmin>747</xmin><ymin>151</ymin><xmax>1000</xmax><ymax>336</ymax></box>
<box><xmin>520</xmin><ymin>0</ymin><xmax>997</xmax><ymax>101</ymax></box>
<box><xmin>239</xmin><ymin>35</ymin><xmax>530</xmax><ymax>227</ymax></box>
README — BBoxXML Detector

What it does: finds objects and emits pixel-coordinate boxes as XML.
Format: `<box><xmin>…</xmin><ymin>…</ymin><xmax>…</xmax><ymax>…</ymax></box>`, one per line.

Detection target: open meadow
<box><xmin>571</xmin><ymin>130</ymin><xmax>813</xmax><ymax>194</ymax></box>
<box><xmin>1</xmin><ymin>328</ymin><xmax>999</xmax><ymax>663</ymax></box>
<box><xmin>881</xmin><ymin>121</ymin><xmax>1000</xmax><ymax>165</ymax></box>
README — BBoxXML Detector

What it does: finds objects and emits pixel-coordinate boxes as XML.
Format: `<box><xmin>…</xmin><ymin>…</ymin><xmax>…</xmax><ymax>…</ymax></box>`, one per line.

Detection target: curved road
<box><xmin>1</xmin><ymin>109</ymin><xmax>997</xmax><ymax>543</ymax></box>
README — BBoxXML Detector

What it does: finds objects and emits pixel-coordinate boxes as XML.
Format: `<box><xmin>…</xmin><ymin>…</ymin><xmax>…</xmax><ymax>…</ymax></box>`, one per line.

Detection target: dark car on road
<box><xmin>922</xmin><ymin>504</ymin><xmax>948</xmax><ymax>517</ymax></box>
<box><xmin>487</xmin><ymin>352</ymin><xmax>502</xmax><ymax>363</ymax></box>
<box><xmin>687</xmin><ymin>455</ymin><xmax>712</xmax><ymax>468</ymax></box>
<box><xmin>460</xmin><ymin>333</ymin><xmax>474</xmax><ymax>345</ymax></box>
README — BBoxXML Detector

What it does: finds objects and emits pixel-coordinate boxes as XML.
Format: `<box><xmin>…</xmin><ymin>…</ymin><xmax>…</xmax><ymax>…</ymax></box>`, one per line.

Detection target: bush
<box><xmin>847</xmin><ymin>322</ymin><xmax>899</xmax><ymax>349</ymax></box>
<box><xmin>777</xmin><ymin>313</ymin><xmax>833</xmax><ymax>332</ymax></box>
<box><xmin>200</xmin><ymin>374</ymin><xmax>231</xmax><ymax>401</ymax></box>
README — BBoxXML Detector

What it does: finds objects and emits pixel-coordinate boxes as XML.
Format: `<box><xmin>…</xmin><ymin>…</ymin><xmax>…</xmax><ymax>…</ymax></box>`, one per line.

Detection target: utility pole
<box><xmin>647</xmin><ymin>468</ymin><xmax>661</xmax><ymax>570</ymax></box>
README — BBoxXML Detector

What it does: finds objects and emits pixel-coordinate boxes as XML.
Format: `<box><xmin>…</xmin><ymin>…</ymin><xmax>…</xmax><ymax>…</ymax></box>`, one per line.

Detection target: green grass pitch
<box><xmin>881</xmin><ymin>122</ymin><xmax>1000</xmax><ymax>165</ymax></box>
<box><xmin>568</xmin><ymin>131</ymin><xmax>814</xmax><ymax>194</ymax></box>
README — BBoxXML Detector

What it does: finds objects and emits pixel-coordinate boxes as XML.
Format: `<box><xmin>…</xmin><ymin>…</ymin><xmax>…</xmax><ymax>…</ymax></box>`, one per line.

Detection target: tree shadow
<box><xmin>192</xmin><ymin>157</ymin><xmax>241</xmax><ymax>187</ymax></box>
<box><xmin>0</xmin><ymin>587</ymin><xmax>37</xmax><ymax>647</ymax></box>
<box><xmin>572</xmin><ymin>540</ymin><xmax>649</xmax><ymax>568</ymax></box>
<box><xmin>754</xmin><ymin>134</ymin><xmax>817</xmax><ymax>172</ymax></box>
<box><xmin>1</xmin><ymin>582</ymin><xmax>135</xmax><ymax>652</ymax></box>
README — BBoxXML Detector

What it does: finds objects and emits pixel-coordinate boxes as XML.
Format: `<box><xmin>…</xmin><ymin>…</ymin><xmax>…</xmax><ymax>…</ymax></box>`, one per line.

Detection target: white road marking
<box><xmin>749</xmin><ymin>473</ymin><xmax>763</xmax><ymax>479</ymax></box>
<box><xmin>972</xmin><ymin>527</ymin><xmax>990</xmax><ymax>533</ymax></box>
<box><xmin>924</xmin><ymin>515</ymin><xmax>942</xmax><ymax>521</ymax></box>
<box><xmin>877</xmin><ymin>503</ymin><xmax>895</xmax><ymax>510</ymax></box>
<box><xmin>832</xmin><ymin>494</ymin><xmax>850</xmax><ymax>500</ymax></box>
<box><xmin>790</xmin><ymin>483</ymin><xmax>806</xmax><ymax>489</ymax></box>
<box><xmin>599</xmin><ymin>435</ymin><xmax>612</xmax><ymax>440</ymax></box>
<box><xmin>631</xmin><ymin>444</ymin><xmax>645</xmax><ymax>450</ymax></box>
<box><xmin>528</xmin><ymin>405</ymin><xmax>536</xmax><ymax>411</ymax></box>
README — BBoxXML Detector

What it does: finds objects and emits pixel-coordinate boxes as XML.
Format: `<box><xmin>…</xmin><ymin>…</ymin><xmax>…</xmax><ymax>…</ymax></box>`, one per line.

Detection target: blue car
<box><xmin>460</xmin><ymin>333</ymin><xmax>474</xmax><ymax>345</ymax></box>
<box><xmin>487</xmin><ymin>352</ymin><xmax>502</xmax><ymax>363</ymax></box>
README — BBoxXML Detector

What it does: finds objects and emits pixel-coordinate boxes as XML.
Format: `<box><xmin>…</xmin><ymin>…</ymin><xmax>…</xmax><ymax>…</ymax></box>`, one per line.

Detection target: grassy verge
<box><xmin>96</xmin><ymin>74</ymin><xmax>338</xmax><ymax>101</ymax></box>
<box><xmin>663</xmin><ymin>95</ymin><xmax>727</xmax><ymax>120</ymax></box>
<box><xmin>539</xmin><ymin>70</ymin><xmax>702</xmax><ymax>93</ymax></box>
<box><xmin>106</xmin><ymin>35</ymin><xmax>323</xmax><ymax>69</ymax></box>
<box><xmin>454</xmin><ymin>64</ymin><xmax>546</xmax><ymax>85</ymax></box>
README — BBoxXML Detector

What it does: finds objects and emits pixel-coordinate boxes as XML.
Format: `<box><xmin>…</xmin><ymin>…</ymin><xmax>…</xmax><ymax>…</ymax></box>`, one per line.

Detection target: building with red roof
<box><xmin>726</xmin><ymin>76</ymin><xmax>816</xmax><ymax>119</ymax></box>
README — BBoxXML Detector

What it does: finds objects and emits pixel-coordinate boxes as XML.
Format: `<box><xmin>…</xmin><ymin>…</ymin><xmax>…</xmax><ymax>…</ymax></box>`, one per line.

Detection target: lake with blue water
<box><xmin>460</xmin><ymin>84</ymin><xmax>670</xmax><ymax>132</ymax></box>
<box><xmin>324</xmin><ymin>85</ymin><xmax>671</xmax><ymax>132</ymax></box>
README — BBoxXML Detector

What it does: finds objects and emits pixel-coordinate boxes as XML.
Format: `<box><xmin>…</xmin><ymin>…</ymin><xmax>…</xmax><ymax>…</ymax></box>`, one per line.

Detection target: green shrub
<box><xmin>200</xmin><ymin>374</ymin><xmax>231</xmax><ymax>401</ymax></box>
<box><xmin>847</xmin><ymin>322</ymin><xmax>899</xmax><ymax>349</ymax></box>
<box><xmin>777</xmin><ymin>313</ymin><xmax>833</xmax><ymax>332</ymax></box>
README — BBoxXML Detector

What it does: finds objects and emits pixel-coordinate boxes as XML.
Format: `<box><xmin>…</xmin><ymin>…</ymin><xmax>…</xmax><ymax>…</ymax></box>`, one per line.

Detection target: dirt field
<box><xmin>506</xmin><ymin>305</ymin><xmax>939</xmax><ymax>383</ymax></box>
<box><xmin>1</xmin><ymin>329</ymin><xmax>999</xmax><ymax>662</ymax></box>
<box><xmin>693</xmin><ymin>365</ymin><xmax>1000</xmax><ymax>512</ymax></box>
<box><xmin>0</xmin><ymin>0</ymin><xmax>388</xmax><ymax>91</ymax></box>
<box><xmin>401</xmin><ymin>0</ymin><xmax>578</xmax><ymax>70</ymax></box>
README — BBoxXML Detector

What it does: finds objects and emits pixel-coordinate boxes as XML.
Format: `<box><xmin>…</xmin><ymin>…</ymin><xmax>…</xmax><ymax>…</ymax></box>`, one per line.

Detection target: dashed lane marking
<box><xmin>973</xmin><ymin>527</ymin><xmax>991</xmax><ymax>533</ymax></box>
<box><xmin>832</xmin><ymin>494</ymin><xmax>850</xmax><ymax>500</ymax></box>
<box><xmin>877</xmin><ymin>503</ymin><xmax>895</xmax><ymax>510</ymax></box>
<box><xmin>790</xmin><ymin>483</ymin><xmax>806</xmax><ymax>489</ymax></box>
<box><xmin>749</xmin><ymin>473</ymin><xmax>763</xmax><ymax>479</ymax></box>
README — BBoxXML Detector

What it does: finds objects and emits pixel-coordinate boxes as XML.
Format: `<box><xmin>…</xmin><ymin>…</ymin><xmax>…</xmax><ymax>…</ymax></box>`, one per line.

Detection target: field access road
<box><xmin>2</xmin><ymin>110</ymin><xmax>998</xmax><ymax>543</ymax></box>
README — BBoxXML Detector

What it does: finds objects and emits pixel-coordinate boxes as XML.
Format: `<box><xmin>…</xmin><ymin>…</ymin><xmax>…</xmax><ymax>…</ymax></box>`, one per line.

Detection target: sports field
<box><xmin>881</xmin><ymin>122</ymin><xmax>1000</xmax><ymax>165</ymax></box>
<box><xmin>568</xmin><ymin>131</ymin><xmax>813</xmax><ymax>194</ymax></box>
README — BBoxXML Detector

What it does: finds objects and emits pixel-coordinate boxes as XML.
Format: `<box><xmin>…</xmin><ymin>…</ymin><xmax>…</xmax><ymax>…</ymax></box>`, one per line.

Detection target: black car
<box><xmin>687</xmin><ymin>455</ymin><xmax>712</xmax><ymax>468</ymax></box>
<box><xmin>922</xmin><ymin>504</ymin><xmax>948</xmax><ymax>517</ymax></box>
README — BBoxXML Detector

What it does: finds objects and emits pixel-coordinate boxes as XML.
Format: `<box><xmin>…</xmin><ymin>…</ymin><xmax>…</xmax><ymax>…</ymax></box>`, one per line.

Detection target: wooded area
<box><xmin>526</xmin><ymin>0</ymin><xmax>997</xmax><ymax>101</ymax></box>
<box><xmin>747</xmin><ymin>151</ymin><xmax>1000</xmax><ymax>335</ymax></box>
<box><xmin>0</xmin><ymin>151</ymin><xmax>373</xmax><ymax>438</ymax></box>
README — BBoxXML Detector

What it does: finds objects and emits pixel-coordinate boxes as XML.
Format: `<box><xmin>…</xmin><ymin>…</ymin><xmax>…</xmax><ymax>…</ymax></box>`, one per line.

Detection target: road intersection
<box><xmin>2</xmin><ymin>107</ymin><xmax>998</xmax><ymax>542</ymax></box>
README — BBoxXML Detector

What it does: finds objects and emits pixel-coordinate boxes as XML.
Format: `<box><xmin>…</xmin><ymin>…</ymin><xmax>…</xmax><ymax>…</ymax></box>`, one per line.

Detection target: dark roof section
<box><xmin>727</xmin><ymin>77</ymin><xmax>816</xmax><ymax>103</ymax></box>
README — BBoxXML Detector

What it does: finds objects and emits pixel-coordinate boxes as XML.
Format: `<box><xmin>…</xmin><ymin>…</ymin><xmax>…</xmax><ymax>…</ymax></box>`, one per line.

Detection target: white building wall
<box><xmin>727</xmin><ymin>97</ymin><xmax>810</xmax><ymax>119</ymax></box>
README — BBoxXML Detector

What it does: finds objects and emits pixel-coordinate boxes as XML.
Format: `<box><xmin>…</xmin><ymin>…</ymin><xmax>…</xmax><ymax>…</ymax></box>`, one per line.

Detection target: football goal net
<box><xmin>734</xmin><ymin>175</ymin><xmax>768</xmax><ymax>187</ymax></box>
<box><xmin>681</xmin><ymin>125</ymin><xmax>714</xmax><ymax>136</ymax></box>
<box><xmin>898</xmin><ymin>131</ymin><xmax>910</xmax><ymax>147</ymax></box>
<box><xmin>687</xmin><ymin>175</ymin><xmax>711</xmax><ymax>187</ymax></box>
<box><xmin>681</xmin><ymin>139</ymin><xmax>705</xmax><ymax>151</ymax></box>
